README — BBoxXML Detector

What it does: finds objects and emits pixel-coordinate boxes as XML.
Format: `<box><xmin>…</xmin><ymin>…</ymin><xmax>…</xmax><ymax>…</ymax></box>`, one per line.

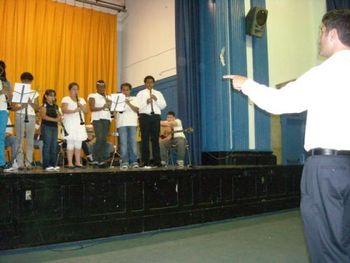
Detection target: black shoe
<box><xmin>98</xmin><ymin>162</ymin><xmax>108</xmax><ymax>168</ymax></box>
<box><xmin>152</xmin><ymin>162</ymin><xmax>162</xmax><ymax>168</ymax></box>
<box><xmin>139</xmin><ymin>162</ymin><xmax>149</xmax><ymax>168</ymax></box>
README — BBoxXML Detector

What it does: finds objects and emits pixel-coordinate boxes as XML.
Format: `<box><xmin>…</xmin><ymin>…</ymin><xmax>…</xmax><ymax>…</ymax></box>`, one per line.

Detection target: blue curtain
<box><xmin>326</xmin><ymin>0</ymin><xmax>350</xmax><ymax>10</ymax></box>
<box><xmin>175</xmin><ymin>0</ymin><xmax>202</xmax><ymax>164</ymax></box>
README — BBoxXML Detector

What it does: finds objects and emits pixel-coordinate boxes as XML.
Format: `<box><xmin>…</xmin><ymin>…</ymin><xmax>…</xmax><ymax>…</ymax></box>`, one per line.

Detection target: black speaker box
<box><xmin>245</xmin><ymin>6</ymin><xmax>268</xmax><ymax>38</ymax></box>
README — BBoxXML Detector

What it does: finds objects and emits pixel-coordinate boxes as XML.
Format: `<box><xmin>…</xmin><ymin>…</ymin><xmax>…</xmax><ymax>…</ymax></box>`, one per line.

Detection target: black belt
<box><xmin>307</xmin><ymin>148</ymin><xmax>350</xmax><ymax>157</ymax></box>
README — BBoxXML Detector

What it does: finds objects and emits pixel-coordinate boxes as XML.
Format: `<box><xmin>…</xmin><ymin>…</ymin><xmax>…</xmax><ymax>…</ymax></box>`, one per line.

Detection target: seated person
<box><xmin>159</xmin><ymin>111</ymin><xmax>186</xmax><ymax>167</ymax></box>
<box><xmin>83</xmin><ymin>124</ymin><xmax>96</xmax><ymax>163</ymax></box>
<box><xmin>34</xmin><ymin>113</ymin><xmax>43</xmax><ymax>165</ymax></box>
<box><xmin>84</xmin><ymin>124</ymin><xmax>113</xmax><ymax>164</ymax></box>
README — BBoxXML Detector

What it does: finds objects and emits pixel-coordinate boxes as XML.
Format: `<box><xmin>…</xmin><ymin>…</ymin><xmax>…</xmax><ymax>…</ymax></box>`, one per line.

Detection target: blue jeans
<box><xmin>0</xmin><ymin>111</ymin><xmax>9</xmax><ymax>166</ymax></box>
<box><xmin>5</xmin><ymin>135</ymin><xmax>16</xmax><ymax>162</ymax></box>
<box><xmin>41</xmin><ymin>124</ymin><xmax>58</xmax><ymax>168</ymax></box>
<box><xmin>118</xmin><ymin>126</ymin><xmax>138</xmax><ymax>165</ymax></box>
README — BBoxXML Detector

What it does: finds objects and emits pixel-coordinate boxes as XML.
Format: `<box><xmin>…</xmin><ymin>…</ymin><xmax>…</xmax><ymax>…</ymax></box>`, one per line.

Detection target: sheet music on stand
<box><xmin>110</xmin><ymin>93</ymin><xmax>126</xmax><ymax>112</ymax></box>
<box><xmin>12</xmin><ymin>83</ymin><xmax>36</xmax><ymax>103</ymax></box>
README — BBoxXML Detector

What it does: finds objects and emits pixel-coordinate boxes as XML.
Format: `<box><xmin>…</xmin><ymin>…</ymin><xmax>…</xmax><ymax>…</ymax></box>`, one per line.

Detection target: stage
<box><xmin>0</xmin><ymin>164</ymin><xmax>302</xmax><ymax>250</ymax></box>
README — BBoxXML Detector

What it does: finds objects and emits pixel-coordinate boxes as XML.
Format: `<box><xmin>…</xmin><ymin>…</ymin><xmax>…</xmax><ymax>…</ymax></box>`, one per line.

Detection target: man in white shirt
<box><xmin>116</xmin><ymin>82</ymin><xmax>139</xmax><ymax>170</ymax></box>
<box><xmin>159</xmin><ymin>111</ymin><xmax>186</xmax><ymax>167</ymax></box>
<box><xmin>88</xmin><ymin>80</ymin><xmax>112</xmax><ymax>167</ymax></box>
<box><xmin>224</xmin><ymin>9</ymin><xmax>350</xmax><ymax>263</ymax></box>
<box><xmin>136</xmin><ymin>75</ymin><xmax>166</xmax><ymax>167</ymax></box>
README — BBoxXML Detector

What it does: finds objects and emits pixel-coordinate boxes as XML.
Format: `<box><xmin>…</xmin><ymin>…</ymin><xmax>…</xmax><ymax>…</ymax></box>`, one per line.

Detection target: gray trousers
<box><xmin>92</xmin><ymin>119</ymin><xmax>110</xmax><ymax>162</ymax></box>
<box><xmin>160</xmin><ymin>137</ymin><xmax>186</xmax><ymax>164</ymax></box>
<box><xmin>300</xmin><ymin>155</ymin><xmax>350</xmax><ymax>263</ymax></box>
<box><xmin>15</xmin><ymin>113</ymin><xmax>36</xmax><ymax>167</ymax></box>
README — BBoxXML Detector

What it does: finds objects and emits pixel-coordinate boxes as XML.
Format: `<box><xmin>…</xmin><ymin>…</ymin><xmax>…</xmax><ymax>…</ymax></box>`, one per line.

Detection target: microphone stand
<box><xmin>109</xmin><ymin>95</ymin><xmax>121</xmax><ymax>168</ymax></box>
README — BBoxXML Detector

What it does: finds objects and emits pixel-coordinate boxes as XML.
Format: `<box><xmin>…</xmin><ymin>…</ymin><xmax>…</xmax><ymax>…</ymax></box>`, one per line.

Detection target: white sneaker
<box><xmin>121</xmin><ymin>165</ymin><xmax>128</xmax><ymax>170</ymax></box>
<box><xmin>132</xmin><ymin>163</ymin><xmax>139</xmax><ymax>169</ymax></box>
<box><xmin>177</xmin><ymin>160</ymin><xmax>184</xmax><ymax>168</ymax></box>
<box><xmin>12</xmin><ymin>159</ymin><xmax>18</xmax><ymax>169</ymax></box>
<box><xmin>45</xmin><ymin>166</ymin><xmax>55</xmax><ymax>171</ymax></box>
<box><xmin>54</xmin><ymin>166</ymin><xmax>60</xmax><ymax>171</ymax></box>
<box><xmin>4</xmin><ymin>167</ymin><xmax>18</xmax><ymax>172</ymax></box>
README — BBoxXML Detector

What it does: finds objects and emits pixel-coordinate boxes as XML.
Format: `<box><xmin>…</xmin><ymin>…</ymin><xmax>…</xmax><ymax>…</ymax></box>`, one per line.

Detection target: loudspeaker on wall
<box><xmin>245</xmin><ymin>6</ymin><xmax>268</xmax><ymax>38</ymax></box>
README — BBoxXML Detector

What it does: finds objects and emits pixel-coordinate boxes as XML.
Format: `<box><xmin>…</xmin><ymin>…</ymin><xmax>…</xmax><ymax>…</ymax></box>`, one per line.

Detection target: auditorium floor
<box><xmin>0</xmin><ymin>209</ymin><xmax>309</xmax><ymax>263</ymax></box>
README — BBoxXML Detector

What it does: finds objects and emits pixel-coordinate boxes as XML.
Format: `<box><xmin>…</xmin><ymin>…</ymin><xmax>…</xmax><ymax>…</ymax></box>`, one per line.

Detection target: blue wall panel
<box><xmin>199</xmin><ymin>0</ymin><xmax>249</xmax><ymax>152</ymax></box>
<box><xmin>251</xmin><ymin>0</ymin><xmax>271</xmax><ymax>151</ymax></box>
<box><xmin>228</xmin><ymin>0</ymin><xmax>249</xmax><ymax>150</ymax></box>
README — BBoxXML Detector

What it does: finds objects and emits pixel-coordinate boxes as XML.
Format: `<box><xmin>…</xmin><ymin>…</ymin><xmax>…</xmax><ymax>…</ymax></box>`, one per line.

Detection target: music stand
<box><xmin>108</xmin><ymin>93</ymin><xmax>126</xmax><ymax>168</ymax></box>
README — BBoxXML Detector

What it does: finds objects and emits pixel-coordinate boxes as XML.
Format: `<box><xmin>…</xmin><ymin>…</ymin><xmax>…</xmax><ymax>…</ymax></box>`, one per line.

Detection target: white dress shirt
<box><xmin>136</xmin><ymin>88</ymin><xmax>166</xmax><ymax>115</ymax></box>
<box><xmin>241</xmin><ymin>50</ymin><xmax>350</xmax><ymax>151</ymax></box>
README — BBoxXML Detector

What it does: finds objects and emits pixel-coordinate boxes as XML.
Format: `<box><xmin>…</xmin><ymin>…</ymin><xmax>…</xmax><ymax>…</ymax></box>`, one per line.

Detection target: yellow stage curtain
<box><xmin>0</xmin><ymin>0</ymin><xmax>117</xmax><ymax>109</ymax></box>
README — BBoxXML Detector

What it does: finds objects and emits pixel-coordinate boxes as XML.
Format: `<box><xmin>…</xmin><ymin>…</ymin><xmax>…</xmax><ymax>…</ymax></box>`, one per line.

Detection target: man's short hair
<box><xmin>167</xmin><ymin>111</ymin><xmax>176</xmax><ymax>117</ymax></box>
<box><xmin>20</xmin><ymin>72</ymin><xmax>34</xmax><ymax>81</ymax></box>
<box><xmin>144</xmin><ymin>75</ymin><xmax>155</xmax><ymax>83</ymax></box>
<box><xmin>120</xmin><ymin>82</ymin><xmax>132</xmax><ymax>90</ymax></box>
<box><xmin>322</xmin><ymin>9</ymin><xmax>350</xmax><ymax>46</ymax></box>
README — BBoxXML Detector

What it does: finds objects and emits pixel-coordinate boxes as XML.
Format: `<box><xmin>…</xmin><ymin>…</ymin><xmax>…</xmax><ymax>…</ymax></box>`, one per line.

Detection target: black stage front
<box><xmin>0</xmin><ymin>164</ymin><xmax>302</xmax><ymax>250</ymax></box>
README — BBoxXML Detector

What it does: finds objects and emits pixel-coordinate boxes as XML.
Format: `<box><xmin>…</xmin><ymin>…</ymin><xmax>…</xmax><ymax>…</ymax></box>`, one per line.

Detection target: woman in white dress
<box><xmin>61</xmin><ymin>82</ymin><xmax>88</xmax><ymax>168</ymax></box>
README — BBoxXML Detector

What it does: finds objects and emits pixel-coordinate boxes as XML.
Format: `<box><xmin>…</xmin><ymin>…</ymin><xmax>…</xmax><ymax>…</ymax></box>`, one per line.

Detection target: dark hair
<box><xmin>0</xmin><ymin>60</ymin><xmax>6</xmax><ymax>81</ymax></box>
<box><xmin>167</xmin><ymin>111</ymin><xmax>176</xmax><ymax>117</ymax></box>
<box><xmin>144</xmin><ymin>75</ymin><xmax>155</xmax><ymax>83</ymax></box>
<box><xmin>42</xmin><ymin>89</ymin><xmax>56</xmax><ymax>105</ymax></box>
<box><xmin>322</xmin><ymin>9</ymin><xmax>350</xmax><ymax>46</ymax></box>
<box><xmin>20</xmin><ymin>72</ymin><xmax>34</xmax><ymax>81</ymax></box>
<box><xmin>68</xmin><ymin>82</ymin><xmax>79</xmax><ymax>90</ymax></box>
<box><xmin>120</xmin><ymin>82</ymin><xmax>132</xmax><ymax>90</ymax></box>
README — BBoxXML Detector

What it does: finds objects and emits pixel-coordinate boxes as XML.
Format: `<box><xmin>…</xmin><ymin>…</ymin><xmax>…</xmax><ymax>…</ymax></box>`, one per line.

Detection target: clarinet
<box><xmin>24</xmin><ymin>102</ymin><xmax>29</xmax><ymax>123</ymax></box>
<box><xmin>149</xmin><ymin>88</ymin><xmax>154</xmax><ymax>114</ymax></box>
<box><xmin>54</xmin><ymin>104</ymin><xmax>69</xmax><ymax>136</ymax></box>
<box><xmin>102</xmin><ymin>93</ymin><xmax>114</xmax><ymax>118</ymax></box>
<box><xmin>76</xmin><ymin>94</ymin><xmax>85</xmax><ymax>125</ymax></box>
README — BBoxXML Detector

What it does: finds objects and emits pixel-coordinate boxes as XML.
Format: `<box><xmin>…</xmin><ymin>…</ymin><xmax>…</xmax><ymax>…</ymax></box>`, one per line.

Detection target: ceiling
<box><xmin>54</xmin><ymin>0</ymin><xmax>126</xmax><ymax>13</ymax></box>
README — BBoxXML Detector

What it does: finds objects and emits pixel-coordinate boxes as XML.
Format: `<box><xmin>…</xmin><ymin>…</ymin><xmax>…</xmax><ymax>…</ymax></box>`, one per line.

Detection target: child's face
<box><xmin>46</xmin><ymin>93</ymin><xmax>55</xmax><ymax>104</ymax></box>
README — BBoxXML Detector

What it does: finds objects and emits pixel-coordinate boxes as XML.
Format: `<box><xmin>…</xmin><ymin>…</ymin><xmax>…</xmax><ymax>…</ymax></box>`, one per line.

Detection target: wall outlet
<box><xmin>25</xmin><ymin>190</ymin><xmax>32</xmax><ymax>201</ymax></box>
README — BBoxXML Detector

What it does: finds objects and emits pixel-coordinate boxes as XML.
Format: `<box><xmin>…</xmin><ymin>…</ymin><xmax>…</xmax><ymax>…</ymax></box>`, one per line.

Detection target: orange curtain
<box><xmin>0</xmin><ymin>0</ymin><xmax>117</xmax><ymax>111</ymax></box>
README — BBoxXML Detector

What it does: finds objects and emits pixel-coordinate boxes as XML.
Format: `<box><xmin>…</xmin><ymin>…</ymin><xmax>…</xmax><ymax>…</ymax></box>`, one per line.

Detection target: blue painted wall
<box><xmin>198</xmin><ymin>0</ymin><xmax>270</xmax><ymax>152</ymax></box>
<box><xmin>131</xmin><ymin>0</ymin><xmax>271</xmax><ymax>154</ymax></box>
<box><xmin>251</xmin><ymin>0</ymin><xmax>271</xmax><ymax>151</ymax></box>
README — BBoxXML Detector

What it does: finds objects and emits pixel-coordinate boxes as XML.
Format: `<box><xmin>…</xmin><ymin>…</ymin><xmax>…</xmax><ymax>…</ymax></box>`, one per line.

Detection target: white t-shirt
<box><xmin>173</xmin><ymin>119</ymin><xmax>185</xmax><ymax>139</ymax></box>
<box><xmin>88</xmin><ymin>93</ymin><xmax>112</xmax><ymax>121</ymax></box>
<box><xmin>17</xmin><ymin>90</ymin><xmax>39</xmax><ymax>115</ymax></box>
<box><xmin>116</xmin><ymin>96</ymin><xmax>139</xmax><ymax>128</ymax></box>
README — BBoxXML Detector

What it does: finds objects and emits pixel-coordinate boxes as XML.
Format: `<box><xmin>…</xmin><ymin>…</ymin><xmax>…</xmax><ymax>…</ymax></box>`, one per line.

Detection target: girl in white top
<box><xmin>61</xmin><ymin>82</ymin><xmax>88</xmax><ymax>168</ymax></box>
